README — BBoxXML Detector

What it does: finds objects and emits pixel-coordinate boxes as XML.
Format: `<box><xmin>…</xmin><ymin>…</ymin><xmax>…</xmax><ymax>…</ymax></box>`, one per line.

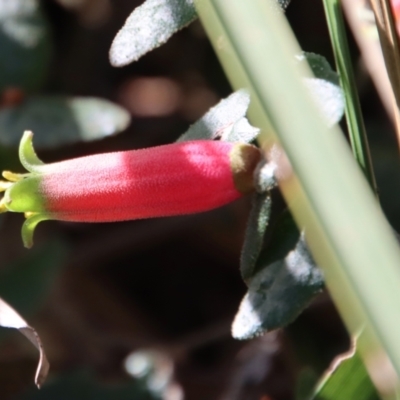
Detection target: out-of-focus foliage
<box><xmin>0</xmin><ymin>97</ymin><xmax>131</xmax><ymax>148</ymax></box>
<box><xmin>0</xmin><ymin>241</ymin><xmax>66</xmax><ymax>317</ymax></box>
<box><xmin>0</xmin><ymin>0</ymin><xmax>51</xmax><ymax>93</ymax></box>
<box><xmin>16</xmin><ymin>371</ymin><xmax>159</xmax><ymax>400</ymax></box>
<box><xmin>0</xmin><ymin>0</ymin><xmax>130</xmax><ymax>149</ymax></box>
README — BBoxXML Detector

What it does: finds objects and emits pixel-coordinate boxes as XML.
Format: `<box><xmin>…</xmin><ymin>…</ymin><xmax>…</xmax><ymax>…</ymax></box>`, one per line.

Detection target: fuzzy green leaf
<box><xmin>301</xmin><ymin>52</ymin><xmax>339</xmax><ymax>85</ymax></box>
<box><xmin>109</xmin><ymin>0</ymin><xmax>197</xmax><ymax>67</ymax></box>
<box><xmin>223</xmin><ymin>117</ymin><xmax>259</xmax><ymax>143</ymax></box>
<box><xmin>255</xmin><ymin>211</ymin><xmax>300</xmax><ymax>270</ymax></box>
<box><xmin>304</xmin><ymin>78</ymin><xmax>344</xmax><ymax>127</ymax></box>
<box><xmin>297</xmin><ymin>52</ymin><xmax>344</xmax><ymax>127</ymax></box>
<box><xmin>178</xmin><ymin>90</ymin><xmax>258</xmax><ymax>142</ymax></box>
<box><xmin>0</xmin><ymin>96</ymin><xmax>131</xmax><ymax>148</ymax></box>
<box><xmin>232</xmin><ymin>225</ymin><xmax>324</xmax><ymax>339</ymax></box>
<box><xmin>0</xmin><ymin>0</ymin><xmax>52</xmax><ymax>93</ymax></box>
<box><xmin>240</xmin><ymin>193</ymin><xmax>272</xmax><ymax>282</ymax></box>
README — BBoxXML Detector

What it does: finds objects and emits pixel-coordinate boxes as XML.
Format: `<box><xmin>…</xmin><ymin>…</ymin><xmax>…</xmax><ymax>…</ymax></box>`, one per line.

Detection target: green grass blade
<box><xmin>313</xmin><ymin>344</ymin><xmax>379</xmax><ymax>400</ymax></box>
<box><xmin>194</xmin><ymin>0</ymin><xmax>400</xmax><ymax>386</ymax></box>
<box><xmin>322</xmin><ymin>0</ymin><xmax>378</xmax><ymax>194</ymax></box>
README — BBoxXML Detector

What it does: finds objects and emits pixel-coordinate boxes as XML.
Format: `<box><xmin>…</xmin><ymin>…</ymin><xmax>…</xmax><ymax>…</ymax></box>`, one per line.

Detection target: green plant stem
<box><xmin>195</xmin><ymin>0</ymin><xmax>400</xmax><ymax>384</ymax></box>
<box><xmin>322</xmin><ymin>0</ymin><xmax>378</xmax><ymax>194</ymax></box>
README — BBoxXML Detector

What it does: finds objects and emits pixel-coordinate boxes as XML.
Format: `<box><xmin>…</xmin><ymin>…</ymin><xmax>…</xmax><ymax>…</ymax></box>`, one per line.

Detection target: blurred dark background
<box><xmin>0</xmin><ymin>0</ymin><xmax>398</xmax><ymax>399</ymax></box>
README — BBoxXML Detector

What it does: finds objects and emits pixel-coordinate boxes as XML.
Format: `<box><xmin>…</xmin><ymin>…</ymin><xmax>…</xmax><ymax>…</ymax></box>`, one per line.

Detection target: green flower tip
<box><xmin>22</xmin><ymin>214</ymin><xmax>51</xmax><ymax>249</ymax></box>
<box><xmin>0</xmin><ymin>131</ymin><xmax>49</xmax><ymax>248</ymax></box>
<box><xmin>19</xmin><ymin>130</ymin><xmax>45</xmax><ymax>172</ymax></box>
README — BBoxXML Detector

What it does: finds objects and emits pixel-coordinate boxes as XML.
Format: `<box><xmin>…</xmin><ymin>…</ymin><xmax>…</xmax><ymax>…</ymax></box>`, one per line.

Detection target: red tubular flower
<box><xmin>0</xmin><ymin>131</ymin><xmax>261</xmax><ymax>248</ymax></box>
